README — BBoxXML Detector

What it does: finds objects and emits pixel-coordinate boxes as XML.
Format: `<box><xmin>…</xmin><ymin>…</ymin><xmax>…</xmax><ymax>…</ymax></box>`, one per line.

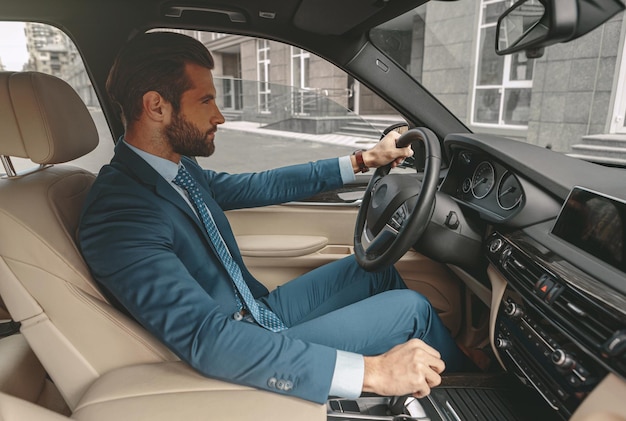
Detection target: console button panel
<box><xmin>486</xmin><ymin>232</ymin><xmax>626</xmax><ymax>419</ymax></box>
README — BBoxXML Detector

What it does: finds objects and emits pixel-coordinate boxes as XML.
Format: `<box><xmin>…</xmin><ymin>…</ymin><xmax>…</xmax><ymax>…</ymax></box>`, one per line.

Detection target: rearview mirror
<box><xmin>496</xmin><ymin>0</ymin><xmax>624</xmax><ymax>56</ymax></box>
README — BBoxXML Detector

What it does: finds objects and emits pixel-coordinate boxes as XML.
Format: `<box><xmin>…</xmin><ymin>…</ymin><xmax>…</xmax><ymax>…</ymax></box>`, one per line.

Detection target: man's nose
<box><xmin>211</xmin><ymin>104</ymin><xmax>225</xmax><ymax>125</ymax></box>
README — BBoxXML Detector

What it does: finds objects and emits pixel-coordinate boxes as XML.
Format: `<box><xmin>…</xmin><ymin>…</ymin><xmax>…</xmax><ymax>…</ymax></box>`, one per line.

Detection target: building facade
<box><xmin>372</xmin><ymin>0</ymin><xmax>625</xmax><ymax>161</ymax></box>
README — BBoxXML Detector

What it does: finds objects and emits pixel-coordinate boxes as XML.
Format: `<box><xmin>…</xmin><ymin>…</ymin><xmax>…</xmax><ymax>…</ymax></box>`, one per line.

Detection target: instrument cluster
<box><xmin>445</xmin><ymin>149</ymin><xmax>525</xmax><ymax>221</ymax></box>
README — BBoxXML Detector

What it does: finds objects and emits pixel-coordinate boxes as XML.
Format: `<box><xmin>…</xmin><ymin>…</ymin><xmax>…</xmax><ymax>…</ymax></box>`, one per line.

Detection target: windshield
<box><xmin>370</xmin><ymin>0</ymin><xmax>626</xmax><ymax>167</ymax></box>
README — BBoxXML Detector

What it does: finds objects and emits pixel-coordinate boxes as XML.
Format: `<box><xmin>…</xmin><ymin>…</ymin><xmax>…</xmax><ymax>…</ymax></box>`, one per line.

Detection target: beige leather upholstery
<box><xmin>72</xmin><ymin>362</ymin><xmax>325</xmax><ymax>421</ymax></box>
<box><xmin>0</xmin><ymin>362</ymin><xmax>326</xmax><ymax>421</ymax></box>
<box><xmin>0</xmin><ymin>71</ymin><xmax>176</xmax><ymax>410</ymax></box>
<box><xmin>0</xmin><ymin>71</ymin><xmax>325</xmax><ymax>420</ymax></box>
<box><xmin>0</xmin><ymin>333</ymin><xmax>69</xmax><ymax>415</ymax></box>
<box><xmin>0</xmin><ymin>393</ymin><xmax>72</xmax><ymax>421</ymax></box>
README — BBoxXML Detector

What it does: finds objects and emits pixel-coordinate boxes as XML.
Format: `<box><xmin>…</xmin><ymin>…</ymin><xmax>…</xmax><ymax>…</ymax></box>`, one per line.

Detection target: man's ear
<box><xmin>142</xmin><ymin>91</ymin><xmax>172</xmax><ymax>123</ymax></box>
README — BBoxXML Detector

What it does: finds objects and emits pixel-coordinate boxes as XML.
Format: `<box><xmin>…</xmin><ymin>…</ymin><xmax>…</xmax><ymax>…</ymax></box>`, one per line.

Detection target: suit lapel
<box><xmin>111</xmin><ymin>142</ymin><xmax>215</xmax><ymax>248</ymax></box>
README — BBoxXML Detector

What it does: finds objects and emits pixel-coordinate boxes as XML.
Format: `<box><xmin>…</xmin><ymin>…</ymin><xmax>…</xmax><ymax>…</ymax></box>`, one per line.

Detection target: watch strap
<box><xmin>353</xmin><ymin>150</ymin><xmax>369</xmax><ymax>173</ymax></box>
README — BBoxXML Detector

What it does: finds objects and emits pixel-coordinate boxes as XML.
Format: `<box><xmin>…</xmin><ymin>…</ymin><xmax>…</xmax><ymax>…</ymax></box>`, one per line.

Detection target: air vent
<box><xmin>552</xmin><ymin>287</ymin><xmax>620</xmax><ymax>352</ymax></box>
<box><xmin>500</xmin><ymin>246</ymin><xmax>544</xmax><ymax>295</ymax></box>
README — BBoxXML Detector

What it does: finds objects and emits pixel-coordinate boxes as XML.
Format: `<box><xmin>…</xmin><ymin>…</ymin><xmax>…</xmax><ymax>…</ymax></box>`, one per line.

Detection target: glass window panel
<box><xmin>509</xmin><ymin>52</ymin><xmax>534</xmax><ymax>81</ymax></box>
<box><xmin>477</xmin><ymin>26</ymin><xmax>504</xmax><ymax>85</ymax></box>
<box><xmin>259</xmin><ymin>65</ymin><xmax>266</xmax><ymax>83</ymax></box>
<box><xmin>222</xmin><ymin>79</ymin><xmax>233</xmax><ymax>109</ymax></box>
<box><xmin>293</xmin><ymin>57</ymin><xmax>301</xmax><ymax>88</ymax></box>
<box><xmin>474</xmin><ymin>88</ymin><xmax>501</xmax><ymax>124</ymax></box>
<box><xmin>503</xmin><ymin>88</ymin><xmax>531</xmax><ymax>125</ymax></box>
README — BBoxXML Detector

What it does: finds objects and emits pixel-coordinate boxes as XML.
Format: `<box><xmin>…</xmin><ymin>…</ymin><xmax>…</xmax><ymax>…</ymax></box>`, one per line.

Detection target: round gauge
<box><xmin>471</xmin><ymin>161</ymin><xmax>495</xmax><ymax>199</ymax></box>
<box><xmin>497</xmin><ymin>171</ymin><xmax>523</xmax><ymax>210</ymax></box>
<box><xmin>462</xmin><ymin>178</ymin><xmax>472</xmax><ymax>193</ymax></box>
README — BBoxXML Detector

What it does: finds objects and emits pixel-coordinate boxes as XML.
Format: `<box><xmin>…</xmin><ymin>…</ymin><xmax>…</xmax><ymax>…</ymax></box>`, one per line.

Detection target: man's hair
<box><xmin>106</xmin><ymin>31</ymin><xmax>215</xmax><ymax>128</ymax></box>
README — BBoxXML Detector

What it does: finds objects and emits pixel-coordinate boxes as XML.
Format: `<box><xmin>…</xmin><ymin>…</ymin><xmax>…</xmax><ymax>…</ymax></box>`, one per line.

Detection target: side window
<box><xmin>163</xmin><ymin>30</ymin><xmax>406</xmax><ymax>174</ymax></box>
<box><xmin>0</xmin><ymin>22</ymin><xmax>114</xmax><ymax>174</ymax></box>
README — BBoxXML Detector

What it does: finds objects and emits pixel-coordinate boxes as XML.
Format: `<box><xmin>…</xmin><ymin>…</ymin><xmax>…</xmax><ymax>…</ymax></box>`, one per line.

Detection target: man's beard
<box><xmin>165</xmin><ymin>111</ymin><xmax>215</xmax><ymax>157</ymax></box>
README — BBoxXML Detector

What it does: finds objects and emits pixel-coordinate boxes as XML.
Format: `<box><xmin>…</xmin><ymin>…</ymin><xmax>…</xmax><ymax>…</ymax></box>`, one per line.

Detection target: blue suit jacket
<box><xmin>79</xmin><ymin>141</ymin><xmax>345</xmax><ymax>403</ymax></box>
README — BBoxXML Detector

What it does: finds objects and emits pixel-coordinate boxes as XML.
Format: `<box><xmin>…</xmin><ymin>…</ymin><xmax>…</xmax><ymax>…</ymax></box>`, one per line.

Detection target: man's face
<box><xmin>164</xmin><ymin>63</ymin><xmax>224</xmax><ymax>157</ymax></box>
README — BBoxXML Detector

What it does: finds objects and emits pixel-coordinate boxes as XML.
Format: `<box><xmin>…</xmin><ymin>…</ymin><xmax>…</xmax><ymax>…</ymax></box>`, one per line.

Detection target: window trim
<box><xmin>257</xmin><ymin>38</ymin><xmax>271</xmax><ymax>114</ymax></box>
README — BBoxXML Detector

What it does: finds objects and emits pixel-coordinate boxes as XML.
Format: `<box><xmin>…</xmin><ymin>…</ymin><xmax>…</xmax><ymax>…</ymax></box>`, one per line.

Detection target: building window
<box><xmin>611</xmin><ymin>35</ymin><xmax>626</xmax><ymax>133</ymax></box>
<box><xmin>221</xmin><ymin>77</ymin><xmax>236</xmax><ymax>110</ymax></box>
<box><xmin>291</xmin><ymin>47</ymin><xmax>310</xmax><ymax>115</ymax></box>
<box><xmin>257</xmin><ymin>39</ymin><xmax>270</xmax><ymax>113</ymax></box>
<box><xmin>472</xmin><ymin>0</ymin><xmax>534</xmax><ymax>128</ymax></box>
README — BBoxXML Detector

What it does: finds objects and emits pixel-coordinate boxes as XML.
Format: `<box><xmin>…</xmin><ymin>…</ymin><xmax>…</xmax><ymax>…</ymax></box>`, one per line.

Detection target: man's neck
<box><xmin>124</xmin><ymin>125</ymin><xmax>181</xmax><ymax>163</ymax></box>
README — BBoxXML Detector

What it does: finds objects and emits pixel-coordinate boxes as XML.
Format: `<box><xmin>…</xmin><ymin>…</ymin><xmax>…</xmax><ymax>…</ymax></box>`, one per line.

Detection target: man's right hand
<box><xmin>361</xmin><ymin>339</ymin><xmax>445</xmax><ymax>398</ymax></box>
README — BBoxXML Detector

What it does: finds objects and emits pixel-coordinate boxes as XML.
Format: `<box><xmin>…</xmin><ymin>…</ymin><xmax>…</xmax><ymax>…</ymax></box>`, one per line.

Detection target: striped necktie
<box><xmin>173</xmin><ymin>165</ymin><xmax>287</xmax><ymax>332</ymax></box>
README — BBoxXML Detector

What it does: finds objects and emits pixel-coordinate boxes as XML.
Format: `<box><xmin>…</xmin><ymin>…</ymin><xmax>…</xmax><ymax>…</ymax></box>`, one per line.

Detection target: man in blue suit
<box><xmin>79</xmin><ymin>32</ymin><xmax>470</xmax><ymax>405</ymax></box>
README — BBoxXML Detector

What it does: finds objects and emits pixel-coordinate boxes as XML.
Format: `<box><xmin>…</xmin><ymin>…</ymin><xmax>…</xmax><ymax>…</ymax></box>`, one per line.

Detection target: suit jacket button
<box><xmin>283</xmin><ymin>380</ymin><xmax>293</xmax><ymax>391</ymax></box>
<box><xmin>267</xmin><ymin>377</ymin><xmax>277</xmax><ymax>388</ymax></box>
<box><xmin>232</xmin><ymin>311</ymin><xmax>243</xmax><ymax>321</ymax></box>
<box><xmin>276</xmin><ymin>379</ymin><xmax>286</xmax><ymax>390</ymax></box>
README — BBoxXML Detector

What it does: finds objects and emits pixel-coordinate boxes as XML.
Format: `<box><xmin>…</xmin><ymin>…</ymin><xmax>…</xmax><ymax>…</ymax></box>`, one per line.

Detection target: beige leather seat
<box><xmin>0</xmin><ymin>71</ymin><xmax>176</xmax><ymax>410</ymax></box>
<box><xmin>0</xmin><ymin>71</ymin><xmax>325</xmax><ymax>421</ymax></box>
<box><xmin>0</xmin><ymin>298</ymin><xmax>69</xmax><ymax>413</ymax></box>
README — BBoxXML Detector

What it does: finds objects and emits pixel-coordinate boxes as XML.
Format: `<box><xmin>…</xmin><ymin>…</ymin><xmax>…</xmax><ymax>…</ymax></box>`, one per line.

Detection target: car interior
<box><xmin>0</xmin><ymin>0</ymin><xmax>625</xmax><ymax>420</ymax></box>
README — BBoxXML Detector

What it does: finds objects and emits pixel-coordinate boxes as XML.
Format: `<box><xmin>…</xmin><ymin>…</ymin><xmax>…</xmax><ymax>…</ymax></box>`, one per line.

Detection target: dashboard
<box><xmin>433</xmin><ymin>133</ymin><xmax>626</xmax><ymax>419</ymax></box>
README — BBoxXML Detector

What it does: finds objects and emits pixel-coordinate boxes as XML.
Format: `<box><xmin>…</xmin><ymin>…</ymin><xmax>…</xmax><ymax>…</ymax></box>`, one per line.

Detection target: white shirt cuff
<box><xmin>338</xmin><ymin>156</ymin><xmax>356</xmax><ymax>184</ymax></box>
<box><xmin>329</xmin><ymin>350</ymin><xmax>364</xmax><ymax>399</ymax></box>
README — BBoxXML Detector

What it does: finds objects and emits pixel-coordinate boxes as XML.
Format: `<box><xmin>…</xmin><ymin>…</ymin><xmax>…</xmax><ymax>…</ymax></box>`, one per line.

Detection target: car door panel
<box><xmin>227</xmin><ymin>202</ymin><xmax>463</xmax><ymax>336</ymax></box>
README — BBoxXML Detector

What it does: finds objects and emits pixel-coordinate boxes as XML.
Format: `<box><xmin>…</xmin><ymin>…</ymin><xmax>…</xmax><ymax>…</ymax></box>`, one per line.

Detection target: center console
<box><xmin>328</xmin><ymin>225</ymin><xmax>626</xmax><ymax>421</ymax></box>
<box><xmin>486</xmin><ymin>230</ymin><xmax>625</xmax><ymax>420</ymax></box>
<box><xmin>327</xmin><ymin>374</ymin><xmax>550</xmax><ymax>420</ymax></box>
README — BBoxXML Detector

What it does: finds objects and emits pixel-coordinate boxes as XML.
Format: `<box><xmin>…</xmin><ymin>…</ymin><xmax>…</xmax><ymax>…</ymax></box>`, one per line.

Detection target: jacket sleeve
<box><xmin>78</xmin><ymin>186</ymin><xmax>338</xmax><ymax>404</ymax></box>
<box><xmin>190</xmin><ymin>157</ymin><xmax>345</xmax><ymax>210</ymax></box>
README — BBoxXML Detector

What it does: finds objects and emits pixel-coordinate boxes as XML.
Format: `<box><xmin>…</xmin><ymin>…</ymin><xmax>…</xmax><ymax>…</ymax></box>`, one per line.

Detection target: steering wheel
<box><xmin>354</xmin><ymin>127</ymin><xmax>442</xmax><ymax>271</ymax></box>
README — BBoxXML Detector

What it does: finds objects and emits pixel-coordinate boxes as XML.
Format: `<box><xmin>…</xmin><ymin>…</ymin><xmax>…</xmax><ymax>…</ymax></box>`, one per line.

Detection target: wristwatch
<box><xmin>353</xmin><ymin>149</ymin><xmax>369</xmax><ymax>173</ymax></box>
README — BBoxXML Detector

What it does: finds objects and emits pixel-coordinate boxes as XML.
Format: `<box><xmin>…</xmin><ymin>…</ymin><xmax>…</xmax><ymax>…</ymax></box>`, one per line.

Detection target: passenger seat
<box><xmin>0</xmin><ymin>71</ymin><xmax>176</xmax><ymax>411</ymax></box>
<box><xmin>0</xmin><ymin>298</ymin><xmax>68</xmax><ymax>414</ymax></box>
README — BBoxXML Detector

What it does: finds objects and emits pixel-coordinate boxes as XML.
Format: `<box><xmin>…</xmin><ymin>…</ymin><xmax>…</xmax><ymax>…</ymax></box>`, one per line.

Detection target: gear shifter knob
<box><xmin>388</xmin><ymin>395</ymin><xmax>427</xmax><ymax>418</ymax></box>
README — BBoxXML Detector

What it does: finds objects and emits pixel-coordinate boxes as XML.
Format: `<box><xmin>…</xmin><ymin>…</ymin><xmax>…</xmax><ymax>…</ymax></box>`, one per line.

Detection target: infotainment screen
<box><xmin>551</xmin><ymin>187</ymin><xmax>625</xmax><ymax>273</ymax></box>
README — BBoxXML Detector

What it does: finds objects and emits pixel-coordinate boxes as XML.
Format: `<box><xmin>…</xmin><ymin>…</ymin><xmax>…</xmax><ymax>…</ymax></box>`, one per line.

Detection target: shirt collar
<box><xmin>123</xmin><ymin>139</ymin><xmax>181</xmax><ymax>183</ymax></box>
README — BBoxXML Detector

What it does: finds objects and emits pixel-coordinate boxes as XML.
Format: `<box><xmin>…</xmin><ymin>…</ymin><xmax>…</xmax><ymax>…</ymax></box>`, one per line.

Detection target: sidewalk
<box><xmin>220</xmin><ymin>120</ymin><xmax>381</xmax><ymax>149</ymax></box>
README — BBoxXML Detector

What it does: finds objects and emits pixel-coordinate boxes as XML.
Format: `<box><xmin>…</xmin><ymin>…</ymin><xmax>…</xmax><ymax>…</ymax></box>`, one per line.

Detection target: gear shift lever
<box><xmin>388</xmin><ymin>395</ymin><xmax>427</xmax><ymax>418</ymax></box>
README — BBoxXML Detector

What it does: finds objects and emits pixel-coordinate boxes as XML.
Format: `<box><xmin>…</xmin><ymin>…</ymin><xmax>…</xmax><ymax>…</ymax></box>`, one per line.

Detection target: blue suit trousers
<box><xmin>261</xmin><ymin>255</ymin><xmax>469</xmax><ymax>372</ymax></box>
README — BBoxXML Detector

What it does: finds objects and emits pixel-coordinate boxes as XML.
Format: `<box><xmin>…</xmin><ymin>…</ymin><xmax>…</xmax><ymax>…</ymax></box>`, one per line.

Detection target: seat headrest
<box><xmin>0</xmin><ymin>71</ymin><xmax>98</xmax><ymax>165</ymax></box>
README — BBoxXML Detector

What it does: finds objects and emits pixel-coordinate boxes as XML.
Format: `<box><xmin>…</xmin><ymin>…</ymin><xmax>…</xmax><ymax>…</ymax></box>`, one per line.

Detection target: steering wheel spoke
<box><xmin>361</xmin><ymin>221</ymin><xmax>398</xmax><ymax>257</ymax></box>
